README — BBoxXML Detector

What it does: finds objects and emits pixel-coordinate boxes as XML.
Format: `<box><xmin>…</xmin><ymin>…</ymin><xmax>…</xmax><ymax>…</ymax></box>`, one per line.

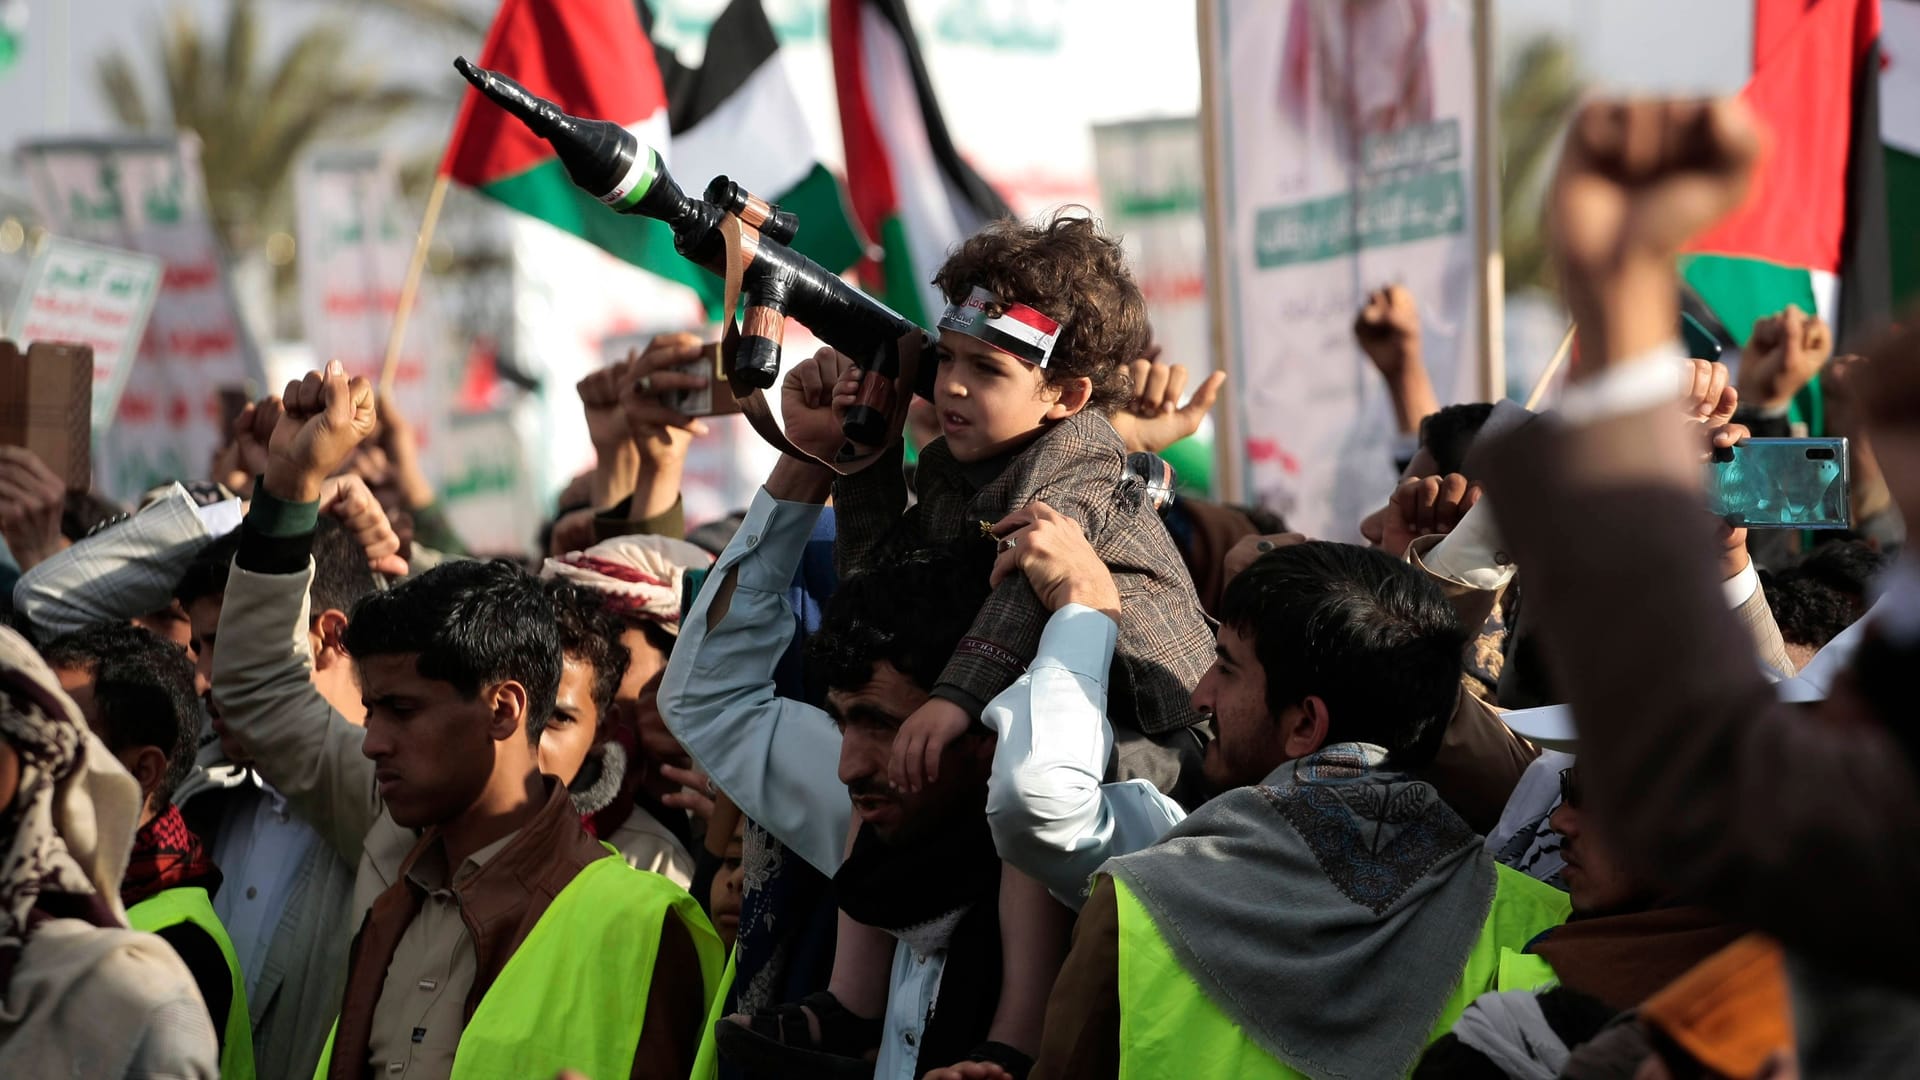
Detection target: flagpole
<box><xmin>1523</xmin><ymin>324</ymin><xmax>1576</xmax><ymax>410</ymax></box>
<box><xmin>1472</xmin><ymin>0</ymin><xmax>1505</xmax><ymax>402</ymax></box>
<box><xmin>380</xmin><ymin>172</ymin><xmax>451</xmax><ymax>398</ymax></box>
<box><xmin>1196</xmin><ymin>0</ymin><xmax>1246</xmax><ymax>504</ymax></box>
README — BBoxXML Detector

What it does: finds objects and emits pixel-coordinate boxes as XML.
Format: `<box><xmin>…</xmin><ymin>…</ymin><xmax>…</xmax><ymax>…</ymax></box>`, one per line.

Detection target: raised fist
<box><xmin>1550</xmin><ymin>97</ymin><xmax>1761</xmax><ymax>277</ymax></box>
<box><xmin>783</xmin><ymin>347</ymin><xmax>859</xmax><ymax>463</ymax></box>
<box><xmin>1742</xmin><ymin>305</ymin><xmax>1831</xmax><ymax>411</ymax></box>
<box><xmin>1550</xmin><ymin>97</ymin><xmax>1761</xmax><ymax>374</ymax></box>
<box><xmin>1681</xmin><ymin>358</ymin><xmax>1739</xmax><ymax>426</ymax></box>
<box><xmin>1353</xmin><ymin>285</ymin><xmax>1422</xmax><ymax>379</ymax></box>
<box><xmin>264</xmin><ymin>360</ymin><xmax>378</xmax><ymax>504</ymax></box>
<box><xmin>231</xmin><ymin>395</ymin><xmax>281</xmax><ymax>480</ymax></box>
<box><xmin>1382</xmin><ymin>473</ymin><xmax>1481</xmax><ymax>558</ymax></box>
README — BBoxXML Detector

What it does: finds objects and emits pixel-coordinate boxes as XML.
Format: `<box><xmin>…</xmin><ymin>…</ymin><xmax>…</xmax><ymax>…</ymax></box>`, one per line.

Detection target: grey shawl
<box><xmin>1104</xmin><ymin>743</ymin><xmax>1497</xmax><ymax>1079</ymax></box>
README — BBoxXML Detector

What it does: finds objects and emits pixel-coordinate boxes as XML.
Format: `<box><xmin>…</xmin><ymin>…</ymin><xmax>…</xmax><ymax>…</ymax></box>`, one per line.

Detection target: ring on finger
<box><xmin>705</xmin><ymin>776</ymin><xmax>717</xmax><ymax>798</ymax></box>
<box><xmin>998</xmin><ymin>536</ymin><xmax>1018</xmax><ymax>553</ymax></box>
<box><xmin>638</xmin><ymin>373</ymin><xmax>654</xmax><ymax>394</ymax></box>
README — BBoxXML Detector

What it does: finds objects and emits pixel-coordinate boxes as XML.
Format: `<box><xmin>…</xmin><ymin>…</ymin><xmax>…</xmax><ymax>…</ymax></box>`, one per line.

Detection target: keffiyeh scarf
<box><xmin>120</xmin><ymin>804</ymin><xmax>219</xmax><ymax>909</ymax></box>
<box><xmin>541</xmin><ymin>535</ymin><xmax>714</xmax><ymax>629</ymax></box>
<box><xmin>0</xmin><ymin>632</ymin><xmax>105</xmax><ymax>985</ymax></box>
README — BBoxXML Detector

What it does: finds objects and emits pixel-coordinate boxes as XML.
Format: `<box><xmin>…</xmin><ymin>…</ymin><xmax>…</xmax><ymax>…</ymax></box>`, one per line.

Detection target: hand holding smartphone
<box><xmin>655</xmin><ymin>343</ymin><xmax>741</xmax><ymax>418</ymax></box>
<box><xmin>1705</xmin><ymin>437</ymin><xmax>1850</xmax><ymax>529</ymax></box>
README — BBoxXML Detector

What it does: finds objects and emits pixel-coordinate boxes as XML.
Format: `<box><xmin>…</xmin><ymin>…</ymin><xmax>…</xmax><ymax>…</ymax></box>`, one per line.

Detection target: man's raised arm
<box><xmin>1484</xmin><ymin>99</ymin><xmax>1920</xmax><ymax>969</ymax></box>
<box><xmin>660</xmin><ymin>402</ymin><xmax>851</xmax><ymax>875</ymax></box>
<box><xmin>212</xmin><ymin>368</ymin><xmax>399</xmax><ymax>866</ymax></box>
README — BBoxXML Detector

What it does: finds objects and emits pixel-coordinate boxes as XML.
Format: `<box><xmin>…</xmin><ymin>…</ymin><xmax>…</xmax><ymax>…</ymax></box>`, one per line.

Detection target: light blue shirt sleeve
<box><xmin>659</xmin><ymin>488</ymin><xmax>850</xmax><ymax>876</ymax></box>
<box><xmin>981</xmin><ymin>604</ymin><xmax>1186</xmax><ymax>908</ymax></box>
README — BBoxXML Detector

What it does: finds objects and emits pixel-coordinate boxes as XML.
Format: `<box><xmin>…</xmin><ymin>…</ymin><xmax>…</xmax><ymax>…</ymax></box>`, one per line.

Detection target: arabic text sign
<box><xmin>295</xmin><ymin>149</ymin><xmax>442</xmax><ymax>474</ymax></box>
<box><xmin>1205</xmin><ymin>0</ymin><xmax>1483</xmax><ymax>538</ymax></box>
<box><xmin>20</xmin><ymin>137</ymin><xmax>261</xmax><ymax>500</ymax></box>
<box><xmin>9</xmin><ymin>238</ymin><xmax>162</xmax><ymax>428</ymax></box>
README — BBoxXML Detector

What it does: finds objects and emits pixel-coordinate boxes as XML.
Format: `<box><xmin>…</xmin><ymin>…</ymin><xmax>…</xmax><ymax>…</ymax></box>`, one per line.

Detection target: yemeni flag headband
<box><xmin>938</xmin><ymin>286</ymin><xmax>1061</xmax><ymax>368</ymax></box>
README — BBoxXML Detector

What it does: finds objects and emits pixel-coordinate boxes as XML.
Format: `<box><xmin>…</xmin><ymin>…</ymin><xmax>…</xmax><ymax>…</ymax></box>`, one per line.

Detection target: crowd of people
<box><xmin>0</xmin><ymin>91</ymin><xmax>1914</xmax><ymax>1080</ymax></box>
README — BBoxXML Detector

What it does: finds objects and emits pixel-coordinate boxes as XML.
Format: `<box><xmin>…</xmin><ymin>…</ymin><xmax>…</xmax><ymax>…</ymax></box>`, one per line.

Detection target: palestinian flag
<box><xmin>831</xmin><ymin>0</ymin><xmax>1010</xmax><ymax>327</ymax></box>
<box><xmin>442</xmin><ymin>0</ymin><xmax>709</xmax><ymax>298</ymax></box>
<box><xmin>642</xmin><ymin>0</ymin><xmax>865</xmax><ymax>281</ymax></box>
<box><xmin>1886</xmin><ymin>0</ymin><xmax>1920</xmax><ymax>310</ymax></box>
<box><xmin>1681</xmin><ymin>0</ymin><xmax>1891</xmax><ymax>435</ymax></box>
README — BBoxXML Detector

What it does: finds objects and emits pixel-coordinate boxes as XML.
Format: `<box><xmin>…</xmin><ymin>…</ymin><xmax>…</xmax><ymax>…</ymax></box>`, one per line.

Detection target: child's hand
<box><xmin>890</xmin><ymin>697</ymin><xmax>973</xmax><ymax>794</ymax></box>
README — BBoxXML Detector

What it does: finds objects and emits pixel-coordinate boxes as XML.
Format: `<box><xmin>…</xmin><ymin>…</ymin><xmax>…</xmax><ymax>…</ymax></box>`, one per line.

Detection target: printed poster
<box><xmin>21</xmin><ymin>136</ymin><xmax>263</xmax><ymax>500</ymax></box>
<box><xmin>8</xmin><ymin>236</ymin><xmax>162</xmax><ymax>428</ymax></box>
<box><xmin>294</xmin><ymin>148</ymin><xmax>445</xmax><ymax>478</ymax></box>
<box><xmin>1202</xmin><ymin>0</ymin><xmax>1484</xmax><ymax>537</ymax></box>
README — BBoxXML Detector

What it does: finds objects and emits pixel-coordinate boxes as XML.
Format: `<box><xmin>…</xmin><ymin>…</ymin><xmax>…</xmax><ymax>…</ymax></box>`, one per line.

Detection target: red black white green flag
<box><xmin>1680</xmin><ymin>0</ymin><xmax>1891</xmax><ymax>433</ymax></box>
<box><xmin>443</xmin><ymin>0</ymin><xmax>865</xmax><ymax>309</ymax></box>
<box><xmin>831</xmin><ymin>0</ymin><xmax>1011</xmax><ymax>327</ymax></box>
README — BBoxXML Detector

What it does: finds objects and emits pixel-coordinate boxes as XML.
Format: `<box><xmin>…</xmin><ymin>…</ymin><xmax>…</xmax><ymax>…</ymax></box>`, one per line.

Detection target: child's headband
<box><xmin>937</xmin><ymin>286</ymin><xmax>1060</xmax><ymax>368</ymax></box>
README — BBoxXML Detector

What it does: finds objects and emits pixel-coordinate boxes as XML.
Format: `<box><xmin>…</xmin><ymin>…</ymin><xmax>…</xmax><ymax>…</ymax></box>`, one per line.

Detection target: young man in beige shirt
<box><xmin>213</xmin><ymin>364</ymin><xmax>718</xmax><ymax>1079</ymax></box>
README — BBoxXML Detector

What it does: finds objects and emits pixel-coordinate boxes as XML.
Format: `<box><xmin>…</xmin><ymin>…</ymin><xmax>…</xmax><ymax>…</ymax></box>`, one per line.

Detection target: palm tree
<box><xmin>1497</xmin><ymin>34</ymin><xmax>1584</xmax><ymax>298</ymax></box>
<box><xmin>95</xmin><ymin>0</ymin><xmax>434</xmax><ymax>268</ymax></box>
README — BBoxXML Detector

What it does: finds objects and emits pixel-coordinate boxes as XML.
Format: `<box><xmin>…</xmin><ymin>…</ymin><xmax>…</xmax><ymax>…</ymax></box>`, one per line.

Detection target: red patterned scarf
<box><xmin>120</xmin><ymin>804</ymin><xmax>219</xmax><ymax>908</ymax></box>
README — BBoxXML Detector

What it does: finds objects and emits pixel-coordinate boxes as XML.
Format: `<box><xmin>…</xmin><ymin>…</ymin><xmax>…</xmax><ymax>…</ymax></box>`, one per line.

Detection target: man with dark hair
<box><xmin>43</xmin><ymin>623</ymin><xmax>255</xmax><ymax>1080</ymax></box>
<box><xmin>662</xmin><ymin>456</ymin><xmax>1028</xmax><ymax>1079</ymax></box>
<box><xmin>963</xmin><ymin>506</ymin><xmax>1568</xmax><ymax>1080</ymax></box>
<box><xmin>170</xmin><ymin>508</ymin><xmax>385</xmax><ymax>1080</ymax></box>
<box><xmin>539</xmin><ymin>580</ymin><xmax>693</xmax><ymax>884</ymax></box>
<box><xmin>1761</xmin><ymin>539</ymin><xmax>1888</xmax><ymax>669</ymax></box>
<box><xmin>1419</xmin><ymin>402</ymin><xmax>1497</xmax><ymax>477</ymax></box>
<box><xmin>212</xmin><ymin>366</ymin><xmax>718</xmax><ymax>1080</ymax></box>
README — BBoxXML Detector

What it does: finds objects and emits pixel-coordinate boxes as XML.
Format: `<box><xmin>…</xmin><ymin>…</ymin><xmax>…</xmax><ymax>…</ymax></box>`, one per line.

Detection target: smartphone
<box><xmin>1679</xmin><ymin>311</ymin><xmax>1724</xmax><ymax>363</ymax></box>
<box><xmin>1705</xmin><ymin>437</ymin><xmax>1850</xmax><ymax>530</ymax></box>
<box><xmin>660</xmin><ymin>343</ymin><xmax>741</xmax><ymax>418</ymax></box>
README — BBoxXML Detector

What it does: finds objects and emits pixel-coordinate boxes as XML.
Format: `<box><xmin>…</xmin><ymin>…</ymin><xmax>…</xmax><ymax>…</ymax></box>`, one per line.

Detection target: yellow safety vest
<box><xmin>127</xmin><ymin>885</ymin><xmax>257</xmax><ymax>1080</ymax></box>
<box><xmin>1115</xmin><ymin>863</ymin><xmax>1570</xmax><ymax>1079</ymax></box>
<box><xmin>314</xmin><ymin>855</ymin><xmax>724</xmax><ymax>1080</ymax></box>
<box><xmin>689</xmin><ymin>947</ymin><xmax>740</xmax><ymax>1080</ymax></box>
<box><xmin>1496</xmin><ymin>947</ymin><xmax>1560</xmax><ymax>993</ymax></box>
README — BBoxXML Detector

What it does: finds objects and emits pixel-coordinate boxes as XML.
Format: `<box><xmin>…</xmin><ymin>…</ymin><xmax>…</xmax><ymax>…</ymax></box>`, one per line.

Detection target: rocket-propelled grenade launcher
<box><xmin>454</xmin><ymin>56</ymin><xmax>917</xmax><ymax>447</ymax></box>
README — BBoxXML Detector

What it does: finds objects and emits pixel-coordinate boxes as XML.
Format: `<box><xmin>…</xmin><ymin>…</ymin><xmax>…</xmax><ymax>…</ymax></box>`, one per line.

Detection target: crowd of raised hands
<box><xmin>0</xmin><ymin>90</ymin><xmax>1915</xmax><ymax>1080</ymax></box>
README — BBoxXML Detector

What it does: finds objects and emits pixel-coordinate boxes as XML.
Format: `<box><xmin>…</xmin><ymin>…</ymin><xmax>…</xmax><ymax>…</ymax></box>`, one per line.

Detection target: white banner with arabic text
<box><xmin>22</xmin><ymin>136</ymin><xmax>262</xmax><ymax>501</ymax></box>
<box><xmin>1203</xmin><ymin>0</ymin><xmax>1483</xmax><ymax>538</ymax></box>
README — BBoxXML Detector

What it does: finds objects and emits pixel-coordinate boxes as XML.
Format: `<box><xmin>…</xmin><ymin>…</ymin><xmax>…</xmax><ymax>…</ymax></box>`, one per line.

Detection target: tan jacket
<box><xmin>214</xmin><ymin>561</ymin><xmax>707</xmax><ymax>1079</ymax></box>
<box><xmin>210</xmin><ymin>561</ymin><xmax>414</xmax><ymax>924</ymax></box>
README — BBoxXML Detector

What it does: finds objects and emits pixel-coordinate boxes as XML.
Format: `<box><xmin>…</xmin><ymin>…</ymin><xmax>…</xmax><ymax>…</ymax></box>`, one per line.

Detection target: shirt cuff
<box><xmin>717</xmin><ymin>488</ymin><xmax>824</xmax><ymax>594</ymax></box>
<box><xmin>1032</xmin><ymin>604</ymin><xmax>1120</xmax><ymax>682</ymax></box>
<box><xmin>932</xmin><ymin>685</ymin><xmax>988</xmax><ymax>720</ymax></box>
<box><xmin>1414</xmin><ymin>499</ymin><xmax>1515</xmax><ymax>591</ymax></box>
<box><xmin>237</xmin><ymin>479</ymin><xmax>319</xmax><ymax>576</ymax></box>
<box><xmin>1722</xmin><ymin>559</ymin><xmax>1760</xmax><ymax>609</ymax></box>
<box><xmin>594</xmin><ymin>494</ymin><xmax>685</xmax><ymax>543</ymax></box>
<box><xmin>1555</xmin><ymin>343</ymin><xmax>1690</xmax><ymax>425</ymax></box>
